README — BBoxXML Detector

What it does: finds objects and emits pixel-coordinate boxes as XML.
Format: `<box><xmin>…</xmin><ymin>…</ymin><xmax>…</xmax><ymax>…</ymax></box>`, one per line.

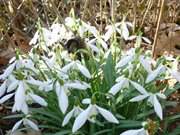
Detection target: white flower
<box><xmin>120</xmin><ymin>128</ymin><xmax>148</xmax><ymax>135</ymax></box>
<box><xmin>139</xmin><ymin>55</ymin><xmax>152</xmax><ymax>74</ymax></box>
<box><xmin>127</xmin><ymin>35</ymin><xmax>152</xmax><ymax>44</ymax></box>
<box><xmin>62</xmin><ymin>106</ymin><xmax>83</xmax><ymax>126</ymax></box>
<box><xmin>85</xmin><ymin>38</ymin><xmax>100</xmax><ymax>53</ymax></box>
<box><xmin>29</xmin><ymin>93</ymin><xmax>47</xmax><ymax>107</ymax></box>
<box><xmin>130</xmin><ymin>81</ymin><xmax>166</xmax><ymax>120</ymax></box>
<box><xmin>61</xmin><ymin>61</ymin><xmax>91</xmax><ymax>79</ymax></box>
<box><xmin>55</xmin><ymin>82</ymin><xmax>69</xmax><ymax>114</ymax></box>
<box><xmin>169</xmin><ymin>70</ymin><xmax>180</xmax><ymax>82</ymax></box>
<box><xmin>11</xmin><ymin>118</ymin><xmax>39</xmax><ymax>133</ymax></box>
<box><xmin>55</xmin><ymin>80</ymin><xmax>90</xmax><ymax>114</ymax></box>
<box><xmin>0</xmin><ymin>80</ymin><xmax>7</xmax><ymax>97</ymax></box>
<box><xmin>0</xmin><ymin>62</ymin><xmax>16</xmax><ymax>80</ymax></box>
<box><xmin>109</xmin><ymin>76</ymin><xmax>129</xmax><ymax>95</ymax></box>
<box><xmin>146</xmin><ymin>65</ymin><xmax>166</xmax><ymax>83</ymax></box>
<box><xmin>27</xmin><ymin>77</ymin><xmax>53</xmax><ymax>92</ymax></box>
<box><xmin>12</xmin><ymin>81</ymin><xmax>28</xmax><ymax>114</ymax></box>
<box><xmin>83</xmin><ymin>23</ymin><xmax>108</xmax><ymax>50</ymax></box>
<box><xmin>72</xmin><ymin>103</ymin><xmax>119</xmax><ymax>132</ymax></box>
<box><xmin>0</xmin><ymin>93</ymin><xmax>14</xmax><ymax>104</ymax></box>
<box><xmin>116</xmin><ymin>49</ymin><xmax>135</xmax><ymax>69</ymax></box>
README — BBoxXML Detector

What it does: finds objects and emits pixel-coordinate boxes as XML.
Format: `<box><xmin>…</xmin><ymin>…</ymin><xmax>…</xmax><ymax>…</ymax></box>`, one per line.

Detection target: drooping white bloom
<box><xmin>62</xmin><ymin>106</ymin><xmax>83</xmax><ymax>126</ymax></box>
<box><xmin>61</xmin><ymin>61</ymin><xmax>91</xmax><ymax>79</ymax></box>
<box><xmin>116</xmin><ymin>49</ymin><xmax>135</xmax><ymax>69</ymax></box>
<box><xmin>130</xmin><ymin>81</ymin><xmax>166</xmax><ymax>120</ymax></box>
<box><xmin>29</xmin><ymin>93</ymin><xmax>48</xmax><ymax>107</ymax></box>
<box><xmin>11</xmin><ymin>118</ymin><xmax>39</xmax><ymax>133</ymax></box>
<box><xmin>0</xmin><ymin>62</ymin><xmax>16</xmax><ymax>80</ymax></box>
<box><xmin>127</xmin><ymin>35</ymin><xmax>152</xmax><ymax>44</ymax></box>
<box><xmin>145</xmin><ymin>65</ymin><xmax>166</xmax><ymax>83</ymax></box>
<box><xmin>12</xmin><ymin>81</ymin><xmax>27</xmax><ymax>114</ymax></box>
<box><xmin>72</xmin><ymin>103</ymin><xmax>119</xmax><ymax>132</ymax></box>
<box><xmin>55</xmin><ymin>80</ymin><xmax>90</xmax><ymax>114</ymax></box>
<box><xmin>0</xmin><ymin>93</ymin><xmax>14</xmax><ymax>104</ymax></box>
<box><xmin>109</xmin><ymin>76</ymin><xmax>129</xmax><ymax>95</ymax></box>
<box><xmin>27</xmin><ymin>77</ymin><xmax>53</xmax><ymax>92</ymax></box>
<box><xmin>83</xmin><ymin>22</ymin><xmax>108</xmax><ymax>50</ymax></box>
<box><xmin>0</xmin><ymin>80</ymin><xmax>7</xmax><ymax>97</ymax></box>
<box><xmin>139</xmin><ymin>55</ymin><xmax>152</xmax><ymax>74</ymax></box>
<box><xmin>169</xmin><ymin>70</ymin><xmax>180</xmax><ymax>82</ymax></box>
<box><xmin>120</xmin><ymin>128</ymin><xmax>148</xmax><ymax>135</ymax></box>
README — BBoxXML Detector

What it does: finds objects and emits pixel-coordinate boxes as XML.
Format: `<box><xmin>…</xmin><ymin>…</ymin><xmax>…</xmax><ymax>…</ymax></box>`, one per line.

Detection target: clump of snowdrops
<box><xmin>0</xmin><ymin>12</ymin><xmax>180</xmax><ymax>135</ymax></box>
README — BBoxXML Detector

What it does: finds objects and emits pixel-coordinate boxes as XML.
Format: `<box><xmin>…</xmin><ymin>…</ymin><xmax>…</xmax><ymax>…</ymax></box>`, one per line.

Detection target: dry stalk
<box><xmin>152</xmin><ymin>0</ymin><xmax>165</xmax><ymax>58</ymax></box>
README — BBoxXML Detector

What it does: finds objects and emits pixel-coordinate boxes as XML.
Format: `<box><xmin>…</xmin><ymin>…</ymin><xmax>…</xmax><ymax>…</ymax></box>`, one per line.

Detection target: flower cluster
<box><xmin>0</xmin><ymin>15</ymin><xmax>179</xmax><ymax>135</ymax></box>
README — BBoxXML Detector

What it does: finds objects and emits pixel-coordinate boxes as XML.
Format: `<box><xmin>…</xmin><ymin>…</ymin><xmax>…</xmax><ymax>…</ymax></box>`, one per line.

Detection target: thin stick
<box><xmin>152</xmin><ymin>0</ymin><xmax>165</xmax><ymax>58</ymax></box>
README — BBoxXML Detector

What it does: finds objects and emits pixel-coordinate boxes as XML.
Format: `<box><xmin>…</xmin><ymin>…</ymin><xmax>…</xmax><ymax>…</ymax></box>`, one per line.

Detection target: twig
<box><xmin>152</xmin><ymin>0</ymin><xmax>165</xmax><ymax>58</ymax></box>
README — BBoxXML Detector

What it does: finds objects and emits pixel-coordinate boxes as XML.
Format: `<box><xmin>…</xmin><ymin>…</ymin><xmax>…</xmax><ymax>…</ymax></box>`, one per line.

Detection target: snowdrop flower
<box><xmin>30</xmin><ymin>28</ymin><xmax>53</xmax><ymax>46</ymax></box>
<box><xmin>139</xmin><ymin>56</ymin><xmax>166</xmax><ymax>83</ymax></box>
<box><xmin>116</xmin><ymin>49</ymin><xmax>135</xmax><ymax>69</ymax></box>
<box><xmin>0</xmin><ymin>57</ymin><xmax>36</xmax><ymax>80</ymax></box>
<box><xmin>28</xmin><ymin>93</ymin><xmax>48</xmax><ymax>107</ymax></box>
<box><xmin>120</xmin><ymin>128</ymin><xmax>148</xmax><ymax>135</ymax></box>
<box><xmin>85</xmin><ymin>38</ymin><xmax>100</xmax><ymax>53</ymax></box>
<box><xmin>127</xmin><ymin>35</ymin><xmax>152</xmax><ymax>44</ymax></box>
<box><xmin>72</xmin><ymin>102</ymin><xmax>119</xmax><ymax>132</ymax></box>
<box><xmin>104</xmin><ymin>21</ymin><xmax>133</xmax><ymax>41</ymax></box>
<box><xmin>62</xmin><ymin>106</ymin><xmax>83</xmax><ymax>126</ymax></box>
<box><xmin>169</xmin><ymin>70</ymin><xmax>180</xmax><ymax>82</ymax></box>
<box><xmin>27</xmin><ymin>77</ymin><xmax>53</xmax><ymax>92</ymax></box>
<box><xmin>109</xmin><ymin>76</ymin><xmax>129</xmax><ymax>95</ymax></box>
<box><xmin>12</xmin><ymin>81</ymin><xmax>28</xmax><ymax>114</ymax></box>
<box><xmin>61</xmin><ymin>60</ymin><xmax>91</xmax><ymax>79</ymax></box>
<box><xmin>55</xmin><ymin>81</ymin><xmax>90</xmax><ymax>114</ymax></box>
<box><xmin>145</xmin><ymin>65</ymin><xmax>166</xmax><ymax>83</ymax></box>
<box><xmin>11</xmin><ymin>118</ymin><xmax>39</xmax><ymax>133</ymax></box>
<box><xmin>83</xmin><ymin>22</ymin><xmax>108</xmax><ymax>50</ymax></box>
<box><xmin>129</xmin><ymin>81</ymin><xmax>166</xmax><ymax>120</ymax></box>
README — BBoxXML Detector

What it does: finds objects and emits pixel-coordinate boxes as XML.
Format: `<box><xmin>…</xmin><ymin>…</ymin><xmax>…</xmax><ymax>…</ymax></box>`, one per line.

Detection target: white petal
<box><xmin>153</xmin><ymin>95</ymin><xmax>163</xmax><ymax>120</ymax></box>
<box><xmin>76</xmin><ymin>63</ymin><xmax>91</xmax><ymax>79</ymax></box>
<box><xmin>11</xmin><ymin>119</ymin><xmax>23</xmax><ymax>133</ymax></box>
<box><xmin>7</xmin><ymin>80</ymin><xmax>18</xmax><ymax>92</ymax></box>
<box><xmin>156</xmin><ymin>93</ymin><xmax>166</xmax><ymax>99</ymax></box>
<box><xmin>0</xmin><ymin>80</ymin><xmax>7</xmax><ymax>97</ymax></box>
<box><xmin>98</xmin><ymin>38</ymin><xmax>108</xmax><ymax>50</ymax></box>
<box><xmin>130</xmin><ymin>81</ymin><xmax>148</xmax><ymax>95</ymax></box>
<box><xmin>21</xmin><ymin>102</ymin><xmax>28</xmax><ymax>114</ymax></box>
<box><xmin>116</xmin><ymin>55</ymin><xmax>134</xmax><ymax>68</ymax></box>
<box><xmin>0</xmin><ymin>93</ymin><xmax>14</xmax><ymax>104</ymax></box>
<box><xmin>87</xmin><ymin>43</ymin><xmax>100</xmax><ymax>53</ymax></box>
<box><xmin>61</xmin><ymin>62</ymin><xmax>75</xmax><ymax>73</ymax></box>
<box><xmin>142</xmin><ymin>37</ymin><xmax>151</xmax><ymax>44</ymax></box>
<box><xmin>23</xmin><ymin>119</ymin><xmax>39</xmax><ymax>131</ymax></box>
<box><xmin>130</xmin><ymin>94</ymin><xmax>149</xmax><ymax>102</ymax></box>
<box><xmin>62</xmin><ymin>108</ymin><xmax>75</xmax><ymax>126</ymax></box>
<box><xmin>104</xmin><ymin>27</ymin><xmax>113</xmax><ymax>41</ymax></box>
<box><xmin>120</xmin><ymin>128</ymin><xmax>146</xmax><ymax>135</ymax></box>
<box><xmin>139</xmin><ymin>56</ymin><xmax>152</xmax><ymax>73</ymax></box>
<box><xmin>82</xmin><ymin>98</ymin><xmax>91</xmax><ymax>104</ymax></box>
<box><xmin>146</xmin><ymin>65</ymin><xmax>165</xmax><ymax>83</ymax></box>
<box><xmin>57</xmin><ymin>87</ymin><xmax>68</xmax><ymax>114</ymax></box>
<box><xmin>66</xmin><ymin>81</ymin><xmax>90</xmax><ymax>90</ymax></box>
<box><xmin>29</xmin><ymin>93</ymin><xmax>47</xmax><ymax>107</ymax></box>
<box><xmin>170</xmin><ymin>70</ymin><xmax>180</xmax><ymax>82</ymax></box>
<box><xmin>72</xmin><ymin>105</ymin><xmax>92</xmax><ymax>133</ymax></box>
<box><xmin>109</xmin><ymin>79</ymin><xmax>126</xmax><ymax>95</ymax></box>
<box><xmin>127</xmin><ymin>35</ymin><xmax>137</xmax><ymax>41</ymax></box>
<box><xmin>96</xmin><ymin>105</ymin><xmax>119</xmax><ymax>124</ymax></box>
<box><xmin>14</xmin><ymin>81</ymin><xmax>25</xmax><ymax>111</ymax></box>
<box><xmin>0</xmin><ymin>63</ymin><xmax>16</xmax><ymax>79</ymax></box>
<box><xmin>121</xmin><ymin>22</ymin><xmax>129</xmax><ymax>40</ymax></box>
